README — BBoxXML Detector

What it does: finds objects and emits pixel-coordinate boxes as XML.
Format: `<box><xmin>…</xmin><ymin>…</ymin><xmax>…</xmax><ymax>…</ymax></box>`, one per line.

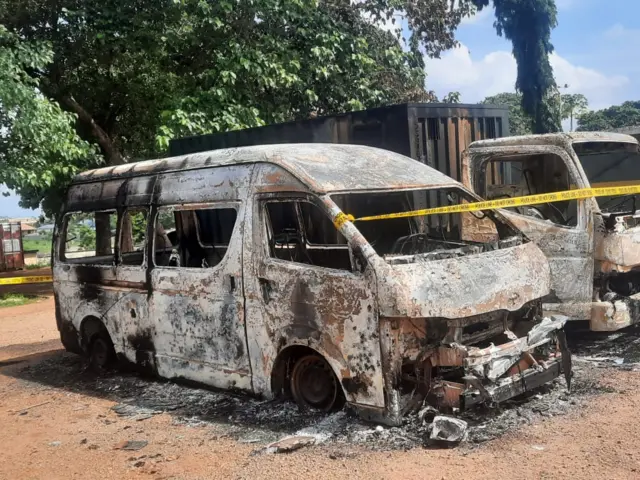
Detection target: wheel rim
<box><xmin>291</xmin><ymin>355</ymin><xmax>338</xmax><ymax>411</ymax></box>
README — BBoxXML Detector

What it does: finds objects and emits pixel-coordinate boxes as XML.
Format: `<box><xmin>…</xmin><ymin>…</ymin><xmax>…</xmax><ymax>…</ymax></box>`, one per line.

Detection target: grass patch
<box><xmin>22</xmin><ymin>238</ymin><xmax>51</xmax><ymax>253</ymax></box>
<box><xmin>24</xmin><ymin>263</ymin><xmax>50</xmax><ymax>270</ymax></box>
<box><xmin>0</xmin><ymin>294</ymin><xmax>40</xmax><ymax>308</ymax></box>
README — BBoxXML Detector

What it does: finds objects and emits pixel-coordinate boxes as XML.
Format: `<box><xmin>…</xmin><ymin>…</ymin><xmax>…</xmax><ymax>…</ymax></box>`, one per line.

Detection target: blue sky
<box><xmin>1</xmin><ymin>0</ymin><xmax>637</xmax><ymax>218</ymax></box>
<box><xmin>427</xmin><ymin>0</ymin><xmax>639</xmax><ymax>110</ymax></box>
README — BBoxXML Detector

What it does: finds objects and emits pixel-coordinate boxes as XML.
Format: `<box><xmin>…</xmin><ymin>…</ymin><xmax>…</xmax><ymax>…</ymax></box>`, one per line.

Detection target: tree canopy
<box><xmin>560</xmin><ymin>93</ymin><xmax>588</xmax><ymax>132</ymax></box>
<box><xmin>482</xmin><ymin>92</ymin><xmax>533</xmax><ymax>136</ymax></box>
<box><xmin>1</xmin><ymin>0</ymin><xmax>561</xmax><ymax>214</ymax></box>
<box><xmin>483</xmin><ymin>90</ymin><xmax>589</xmax><ymax>135</ymax></box>
<box><xmin>577</xmin><ymin>101</ymin><xmax>640</xmax><ymax>132</ymax></box>
<box><xmin>0</xmin><ymin>25</ymin><xmax>99</xmax><ymax>213</ymax></box>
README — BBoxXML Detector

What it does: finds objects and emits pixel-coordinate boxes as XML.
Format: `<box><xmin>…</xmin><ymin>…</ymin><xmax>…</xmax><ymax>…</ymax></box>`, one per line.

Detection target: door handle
<box><xmin>258</xmin><ymin>277</ymin><xmax>274</xmax><ymax>303</ymax></box>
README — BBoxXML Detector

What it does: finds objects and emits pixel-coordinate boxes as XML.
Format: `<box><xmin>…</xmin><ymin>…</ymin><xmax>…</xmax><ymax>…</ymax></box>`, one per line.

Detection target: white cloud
<box><xmin>551</xmin><ymin>53</ymin><xmax>629</xmax><ymax>110</ymax></box>
<box><xmin>425</xmin><ymin>45</ymin><xmax>516</xmax><ymax>101</ymax></box>
<box><xmin>426</xmin><ymin>43</ymin><xmax>629</xmax><ymax>112</ymax></box>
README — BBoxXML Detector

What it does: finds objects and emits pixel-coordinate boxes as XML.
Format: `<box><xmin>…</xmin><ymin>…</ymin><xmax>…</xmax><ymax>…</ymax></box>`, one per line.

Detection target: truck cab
<box><xmin>464</xmin><ymin>132</ymin><xmax>640</xmax><ymax>331</ymax></box>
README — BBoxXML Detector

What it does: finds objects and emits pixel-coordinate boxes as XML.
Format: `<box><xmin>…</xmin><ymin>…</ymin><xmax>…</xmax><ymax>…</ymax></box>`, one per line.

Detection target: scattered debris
<box><xmin>79</xmin><ymin>438</ymin><xmax>88</xmax><ymax>445</ymax></box>
<box><xmin>48</xmin><ymin>441</ymin><xmax>61</xmax><ymax>447</ymax></box>
<box><xmin>329</xmin><ymin>451</ymin><xmax>358</xmax><ymax>460</ymax></box>
<box><xmin>133</xmin><ymin>461</ymin><xmax>145</xmax><ymax>468</ymax></box>
<box><xmin>263</xmin><ymin>436</ymin><xmax>317</xmax><ymax>454</ymax></box>
<box><xmin>418</xmin><ymin>405</ymin><xmax>438</xmax><ymax>425</ymax></box>
<box><xmin>11</xmin><ymin>400</ymin><xmax>51</xmax><ymax>415</ymax></box>
<box><xmin>428</xmin><ymin>416</ymin><xmax>468</xmax><ymax>446</ymax></box>
<box><xmin>114</xmin><ymin>440</ymin><xmax>148</xmax><ymax>451</ymax></box>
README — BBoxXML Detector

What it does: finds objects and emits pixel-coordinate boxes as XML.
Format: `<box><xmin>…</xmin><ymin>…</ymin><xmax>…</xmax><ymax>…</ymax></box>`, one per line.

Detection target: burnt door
<box><xmin>468</xmin><ymin>146</ymin><xmax>595</xmax><ymax>318</ymax></box>
<box><xmin>148</xmin><ymin>203</ymin><xmax>251</xmax><ymax>391</ymax></box>
<box><xmin>242</xmin><ymin>193</ymin><xmax>384</xmax><ymax>408</ymax></box>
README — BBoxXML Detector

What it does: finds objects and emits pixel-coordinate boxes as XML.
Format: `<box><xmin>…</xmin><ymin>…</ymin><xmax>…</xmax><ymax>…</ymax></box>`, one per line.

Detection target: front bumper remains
<box><xmin>426</xmin><ymin>316</ymin><xmax>571</xmax><ymax>411</ymax></box>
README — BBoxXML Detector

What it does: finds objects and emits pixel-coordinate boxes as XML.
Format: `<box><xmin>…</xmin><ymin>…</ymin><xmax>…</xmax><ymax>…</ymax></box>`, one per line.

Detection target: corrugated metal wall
<box><xmin>412</xmin><ymin>115</ymin><xmax>505</xmax><ymax>237</ymax></box>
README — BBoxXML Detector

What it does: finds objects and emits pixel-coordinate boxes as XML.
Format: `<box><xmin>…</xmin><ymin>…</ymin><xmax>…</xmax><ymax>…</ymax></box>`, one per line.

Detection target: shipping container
<box><xmin>0</xmin><ymin>223</ymin><xmax>25</xmax><ymax>271</ymax></box>
<box><xmin>169</xmin><ymin>103</ymin><xmax>510</xmax><ymax>184</ymax></box>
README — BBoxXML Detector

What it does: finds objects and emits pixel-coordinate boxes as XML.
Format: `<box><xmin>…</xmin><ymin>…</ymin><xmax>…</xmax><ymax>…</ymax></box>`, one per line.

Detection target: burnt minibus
<box><xmin>53</xmin><ymin>144</ymin><xmax>568</xmax><ymax>424</ymax></box>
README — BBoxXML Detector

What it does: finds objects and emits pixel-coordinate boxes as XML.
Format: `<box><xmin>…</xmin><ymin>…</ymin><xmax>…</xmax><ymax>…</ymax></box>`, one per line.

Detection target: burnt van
<box><xmin>53</xmin><ymin>144</ymin><xmax>568</xmax><ymax>424</ymax></box>
<box><xmin>464</xmin><ymin>132</ymin><xmax>640</xmax><ymax>332</ymax></box>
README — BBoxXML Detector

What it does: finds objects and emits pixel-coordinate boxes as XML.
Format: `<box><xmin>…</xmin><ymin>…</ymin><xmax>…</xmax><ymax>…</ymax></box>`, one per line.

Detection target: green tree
<box><xmin>577</xmin><ymin>101</ymin><xmax>640</xmax><ymax>132</ymax></box>
<box><xmin>482</xmin><ymin>92</ymin><xmax>534</xmax><ymax>136</ymax></box>
<box><xmin>442</xmin><ymin>92</ymin><xmax>462</xmax><ymax>104</ymax></box>
<box><xmin>1</xmin><ymin>0</ymin><xmax>561</xmax><ymax>214</ymax></box>
<box><xmin>472</xmin><ymin>0</ymin><xmax>559</xmax><ymax>134</ymax></box>
<box><xmin>0</xmin><ymin>26</ymin><xmax>100</xmax><ymax>214</ymax></box>
<box><xmin>1</xmin><ymin>0</ymin><xmax>450</xmax><ymax>213</ymax></box>
<box><xmin>560</xmin><ymin>93</ymin><xmax>588</xmax><ymax>131</ymax></box>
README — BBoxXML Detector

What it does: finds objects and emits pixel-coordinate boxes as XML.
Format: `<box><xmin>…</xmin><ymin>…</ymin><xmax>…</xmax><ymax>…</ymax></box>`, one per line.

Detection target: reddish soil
<box><xmin>1</xmin><ymin>300</ymin><xmax>640</xmax><ymax>480</ymax></box>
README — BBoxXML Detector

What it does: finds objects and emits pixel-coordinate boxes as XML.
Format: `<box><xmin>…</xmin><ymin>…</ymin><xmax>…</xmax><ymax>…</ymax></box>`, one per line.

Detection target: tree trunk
<box><xmin>94</xmin><ymin>212</ymin><xmax>113</xmax><ymax>257</ymax></box>
<box><xmin>55</xmin><ymin>96</ymin><xmax>125</xmax><ymax>259</ymax></box>
<box><xmin>570</xmin><ymin>112</ymin><xmax>574</xmax><ymax>132</ymax></box>
<box><xmin>58</xmin><ymin>95</ymin><xmax>125</xmax><ymax>166</ymax></box>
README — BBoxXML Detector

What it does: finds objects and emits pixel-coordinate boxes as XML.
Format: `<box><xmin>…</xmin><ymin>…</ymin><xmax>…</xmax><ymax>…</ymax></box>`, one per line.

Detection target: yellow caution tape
<box><xmin>0</xmin><ymin>275</ymin><xmax>53</xmax><ymax>285</ymax></box>
<box><xmin>334</xmin><ymin>185</ymin><xmax>640</xmax><ymax>225</ymax></box>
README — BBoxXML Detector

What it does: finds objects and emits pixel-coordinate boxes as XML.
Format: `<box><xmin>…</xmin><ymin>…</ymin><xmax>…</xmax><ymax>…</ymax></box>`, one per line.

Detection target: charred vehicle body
<box><xmin>53</xmin><ymin>144</ymin><xmax>568</xmax><ymax>425</ymax></box>
<box><xmin>465</xmin><ymin>132</ymin><xmax>640</xmax><ymax>332</ymax></box>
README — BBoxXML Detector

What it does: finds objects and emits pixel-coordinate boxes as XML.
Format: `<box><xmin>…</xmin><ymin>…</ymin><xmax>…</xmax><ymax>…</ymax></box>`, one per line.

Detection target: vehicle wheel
<box><xmin>88</xmin><ymin>332</ymin><xmax>116</xmax><ymax>371</ymax></box>
<box><xmin>290</xmin><ymin>354</ymin><xmax>342</xmax><ymax>411</ymax></box>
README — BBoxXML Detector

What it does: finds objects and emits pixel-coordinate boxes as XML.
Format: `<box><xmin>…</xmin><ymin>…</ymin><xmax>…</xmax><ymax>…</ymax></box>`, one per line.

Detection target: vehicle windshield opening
<box><xmin>331</xmin><ymin>188</ymin><xmax>519</xmax><ymax>258</ymax></box>
<box><xmin>574</xmin><ymin>141</ymin><xmax>640</xmax><ymax>214</ymax></box>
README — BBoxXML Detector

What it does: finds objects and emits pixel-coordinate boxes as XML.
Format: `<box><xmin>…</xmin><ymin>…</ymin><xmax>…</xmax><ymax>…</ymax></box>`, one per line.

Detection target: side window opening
<box><xmin>62</xmin><ymin>211</ymin><xmax>117</xmax><ymax>264</ymax></box>
<box><xmin>483</xmin><ymin>153</ymin><xmax>579</xmax><ymax>227</ymax></box>
<box><xmin>264</xmin><ymin>200</ymin><xmax>352</xmax><ymax>271</ymax></box>
<box><xmin>120</xmin><ymin>209</ymin><xmax>148</xmax><ymax>266</ymax></box>
<box><xmin>154</xmin><ymin>206</ymin><xmax>238</xmax><ymax>269</ymax></box>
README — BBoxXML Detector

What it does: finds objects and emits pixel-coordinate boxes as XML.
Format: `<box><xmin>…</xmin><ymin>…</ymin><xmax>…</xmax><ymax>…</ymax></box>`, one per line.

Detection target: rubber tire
<box><xmin>88</xmin><ymin>332</ymin><xmax>116</xmax><ymax>372</ymax></box>
<box><xmin>290</xmin><ymin>354</ymin><xmax>343</xmax><ymax>412</ymax></box>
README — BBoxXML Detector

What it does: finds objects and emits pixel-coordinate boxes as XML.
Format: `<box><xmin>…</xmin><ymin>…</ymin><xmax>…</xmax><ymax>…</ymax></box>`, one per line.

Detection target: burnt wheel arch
<box><xmin>270</xmin><ymin>345</ymin><xmax>346</xmax><ymax>405</ymax></box>
<box><xmin>80</xmin><ymin>316</ymin><xmax>111</xmax><ymax>351</ymax></box>
<box><xmin>80</xmin><ymin>316</ymin><xmax>117</xmax><ymax>371</ymax></box>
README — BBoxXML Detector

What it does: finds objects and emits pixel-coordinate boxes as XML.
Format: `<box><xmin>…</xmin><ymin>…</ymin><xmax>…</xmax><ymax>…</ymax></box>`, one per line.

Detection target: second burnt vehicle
<box><xmin>464</xmin><ymin>132</ymin><xmax>640</xmax><ymax>332</ymax></box>
<box><xmin>53</xmin><ymin>144</ymin><xmax>568</xmax><ymax>425</ymax></box>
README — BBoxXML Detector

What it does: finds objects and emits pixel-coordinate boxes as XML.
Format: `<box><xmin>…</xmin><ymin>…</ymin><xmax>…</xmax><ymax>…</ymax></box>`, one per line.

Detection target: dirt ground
<box><xmin>2</xmin><ymin>299</ymin><xmax>640</xmax><ymax>479</ymax></box>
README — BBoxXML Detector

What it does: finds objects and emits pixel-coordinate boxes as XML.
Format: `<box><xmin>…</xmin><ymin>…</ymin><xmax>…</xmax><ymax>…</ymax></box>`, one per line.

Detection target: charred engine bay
<box><xmin>9</xmin><ymin>324</ymin><xmax>640</xmax><ymax>452</ymax></box>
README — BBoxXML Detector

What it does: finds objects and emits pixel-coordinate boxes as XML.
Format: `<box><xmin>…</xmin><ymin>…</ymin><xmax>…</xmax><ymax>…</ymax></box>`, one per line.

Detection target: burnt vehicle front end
<box><xmin>574</xmin><ymin>136</ymin><xmax>640</xmax><ymax>330</ymax></box>
<box><xmin>328</xmin><ymin>185</ymin><xmax>570</xmax><ymax>423</ymax></box>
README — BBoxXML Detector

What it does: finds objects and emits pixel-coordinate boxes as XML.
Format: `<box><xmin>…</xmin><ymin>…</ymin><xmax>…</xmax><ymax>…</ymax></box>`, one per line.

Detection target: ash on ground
<box><xmin>8</xmin><ymin>323</ymin><xmax>638</xmax><ymax>452</ymax></box>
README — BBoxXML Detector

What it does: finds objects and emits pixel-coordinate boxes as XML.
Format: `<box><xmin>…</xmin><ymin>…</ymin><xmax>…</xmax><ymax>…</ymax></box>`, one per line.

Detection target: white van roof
<box><xmin>73</xmin><ymin>144</ymin><xmax>459</xmax><ymax>194</ymax></box>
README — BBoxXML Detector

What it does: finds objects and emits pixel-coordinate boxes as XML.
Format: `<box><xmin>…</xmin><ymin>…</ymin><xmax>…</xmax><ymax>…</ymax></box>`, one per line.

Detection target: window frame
<box><xmin>475</xmin><ymin>148</ymin><xmax>589</xmax><ymax>231</ymax></box>
<box><xmin>260</xmin><ymin>195</ymin><xmax>355</xmax><ymax>273</ymax></box>
<box><xmin>151</xmin><ymin>202</ymin><xmax>241</xmax><ymax>271</ymax></box>
<box><xmin>59</xmin><ymin>209</ymin><xmax>118</xmax><ymax>265</ymax></box>
<box><xmin>117</xmin><ymin>207</ymin><xmax>150</xmax><ymax>268</ymax></box>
